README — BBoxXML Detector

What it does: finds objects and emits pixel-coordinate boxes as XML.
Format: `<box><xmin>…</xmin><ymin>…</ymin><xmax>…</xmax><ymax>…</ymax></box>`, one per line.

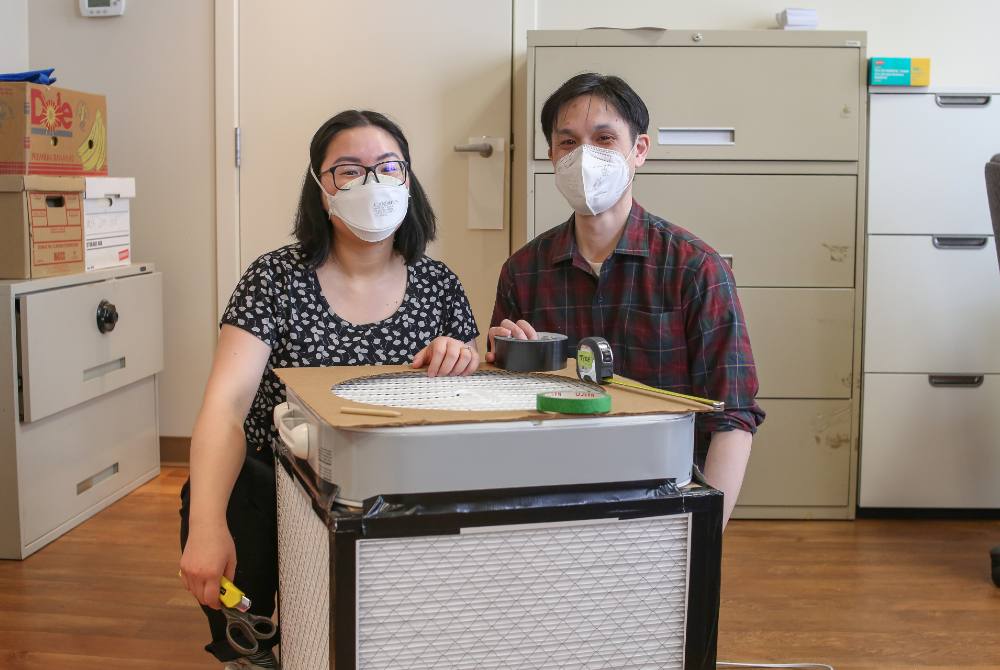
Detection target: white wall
<box><xmin>27</xmin><ymin>0</ymin><xmax>216</xmax><ymax>438</ymax></box>
<box><xmin>530</xmin><ymin>0</ymin><xmax>1000</xmax><ymax>88</ymax></box>
<box><xmin>0</xmin><ymin>0</ymin><xmax>29</xmax><ymax>71</ymax></box>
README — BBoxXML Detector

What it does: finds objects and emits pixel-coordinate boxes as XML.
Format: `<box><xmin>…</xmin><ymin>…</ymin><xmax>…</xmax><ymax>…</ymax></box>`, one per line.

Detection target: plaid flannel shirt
<box><xmin>491</xmin><ymin>200</ymin><xmax>764</xmax><ymax>457</ymax></box>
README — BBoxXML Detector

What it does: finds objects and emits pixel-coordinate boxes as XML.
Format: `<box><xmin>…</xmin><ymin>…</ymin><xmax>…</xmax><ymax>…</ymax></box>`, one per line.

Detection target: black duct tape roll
<box><xmin>493</xmin><ymin>332</ymin><xmax>568</xmax><ymax>372</ymax></box>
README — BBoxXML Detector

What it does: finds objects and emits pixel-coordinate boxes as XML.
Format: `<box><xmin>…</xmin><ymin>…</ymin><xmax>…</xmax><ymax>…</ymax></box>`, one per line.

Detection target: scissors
<box><xmin>222</xmin><ymin>605</ymin><xmax>278</xmax><ymax>655</ymax></box>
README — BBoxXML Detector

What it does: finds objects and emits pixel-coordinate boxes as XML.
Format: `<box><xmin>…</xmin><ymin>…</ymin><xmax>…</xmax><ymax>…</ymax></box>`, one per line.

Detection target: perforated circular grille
<box><xmin>332</xmin><ymin>370</ymin><xmax>600</xmax><ymax>411</ymax></box>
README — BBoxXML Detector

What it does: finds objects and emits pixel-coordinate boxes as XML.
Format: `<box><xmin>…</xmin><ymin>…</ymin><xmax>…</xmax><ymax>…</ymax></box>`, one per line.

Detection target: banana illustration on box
<box><xmin>77</xmin><ymin>109</ymin><xmax>107</xmax><ymax>172</ymax></box>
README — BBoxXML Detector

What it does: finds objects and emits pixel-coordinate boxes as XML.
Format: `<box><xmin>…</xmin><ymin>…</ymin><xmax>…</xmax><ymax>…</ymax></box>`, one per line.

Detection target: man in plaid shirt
<box><xmin>488</xmin><ymin>73</ymin><xmax>765</xmax><ymax>528</ymax></box>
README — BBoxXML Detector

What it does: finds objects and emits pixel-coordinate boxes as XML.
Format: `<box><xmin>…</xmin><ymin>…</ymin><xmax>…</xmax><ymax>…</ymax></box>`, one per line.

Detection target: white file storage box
<box><xmin>83</xmin><ymin>177</ymin><xmax>134</xmax><ymax>271</ymax></box>
<box><xmin>274</xmin><ymin>365</ymin><xmax>718</xmax><ymax>669</ymax></box>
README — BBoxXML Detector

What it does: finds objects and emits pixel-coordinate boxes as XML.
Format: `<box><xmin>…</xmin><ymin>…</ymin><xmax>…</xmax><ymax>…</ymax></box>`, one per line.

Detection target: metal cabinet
<box><xmin>0</xmin><ymin>264</ymin><xmax>163</xmax><ymax>558</ymax></box>
<box><xmin>521</xmin><ymin>30</ymin><xmax>868</xmax><ymax>518</ymax></box>
<box><xmin>860</xmin><ymin>90</ymin><xmax>1000</xmax><ymax>510</ymax></box>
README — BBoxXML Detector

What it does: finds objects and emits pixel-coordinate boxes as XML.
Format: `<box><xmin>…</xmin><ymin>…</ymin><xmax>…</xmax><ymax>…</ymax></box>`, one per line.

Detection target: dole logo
<box><xmin>30</xmin><ymin>89</ymin><xmax>73</xmax><ymax>133</ymax></box>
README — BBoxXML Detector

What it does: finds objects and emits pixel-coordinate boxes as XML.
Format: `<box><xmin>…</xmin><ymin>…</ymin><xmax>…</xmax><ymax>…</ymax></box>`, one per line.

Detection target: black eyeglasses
<box><xmin>322</xmin><ymin>160</ymin><xmax>408</xmax><ymax>191</ymax></box>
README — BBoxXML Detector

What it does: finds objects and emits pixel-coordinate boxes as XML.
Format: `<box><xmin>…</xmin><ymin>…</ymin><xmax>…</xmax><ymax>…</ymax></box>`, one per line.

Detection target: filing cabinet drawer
<box><xmin>533</xmin><ymin>46</ymin><xmax>860</xmax><ymax>161</ymax></box>
<box><xmin>737</xmin><ymin>398</ymin><xmax>853</xmax><ymax>507</ymax></box>
<box><xmin>17</xmin><ymin>377</ymin><xmax>159</xmax><ymax>546</ymax></box>
<box><xmin>860</xmin><ymin>373</ymin><xmax>1000</xmax><ymax>508</ymax></box>
<box><xmin>534</xmin><ymin>173</ymin><xmax>858</xmax><ymax>287</ymax></box>
<box><xmin>740</xmin><ymin>288</ymin><xmax>855</xmax><ymax>398</ymax></box>
<box><xmin>868</xmin><ymin>92</ymin><xmax>1000</xmax><ymax>236</ymax></box>
<box><xmin>18</xmin><ymin>271</ymin><xmax>164</xmax><ymax>422</ymax></box>
<box><xmin>864</xmin><ymin>235</ymin><xmax>1000</xmax><ymax>373</ymax></box>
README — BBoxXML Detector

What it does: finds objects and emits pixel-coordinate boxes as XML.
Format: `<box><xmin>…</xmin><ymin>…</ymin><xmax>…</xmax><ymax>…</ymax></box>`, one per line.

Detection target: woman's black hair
<box><xmin>294</xmin><ymin>110</ymin><xmax>436</xmax><ymax>267</ymax></box>
<box><xmin>540</xmin><ymin>73</ymin><xmax>649</xmax><ymax>147</ymax></box>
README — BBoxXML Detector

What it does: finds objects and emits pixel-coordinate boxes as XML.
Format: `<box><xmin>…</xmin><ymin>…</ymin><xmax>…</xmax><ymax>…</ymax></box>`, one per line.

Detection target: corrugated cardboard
<box><xmin>0</xmin><ymin>175</ymin><xmax>86</xmax><ymax>278</ymax></box>
<box><xmin>83</xmin><ymin>177</ymin><xmax>133</xmax><ymax>271</ymax></box>
<box><xmin>0</xmin><ymin>83</ymin><xmax>109</xmax><ymax>176</ymax></box>
<box><xmin>276</xmin><ymin>362</ymin><xmax>710</xmax><ymax>429</ymax></box>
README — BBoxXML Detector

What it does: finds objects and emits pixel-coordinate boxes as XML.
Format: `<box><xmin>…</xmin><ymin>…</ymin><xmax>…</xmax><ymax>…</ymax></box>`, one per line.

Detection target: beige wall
<box><xmin>0</xmin><ymin>0</ymin><xmax>28</xmax><ymax>71</ymax></box>
<box><xmin>530</xmin><ymin>0</ymin><xmax>1000</xmax><ymax>88</ymax></box>
<box><xmin>27</xmin><ymin>0</ymin><xmax>216</xmax><ymax>438</ymax></box>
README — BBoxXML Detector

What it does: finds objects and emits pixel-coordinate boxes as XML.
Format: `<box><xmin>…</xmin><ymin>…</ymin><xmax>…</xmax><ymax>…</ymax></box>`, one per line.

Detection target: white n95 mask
<box><xmin>554</xmin><ymin>143</ymin><xmax>636</xmax><ymax>216</ymax></box>
<box><xmin>310</xmin><ymin>168</ymin><xmax>410</xmax><ymax>243</ymax></box>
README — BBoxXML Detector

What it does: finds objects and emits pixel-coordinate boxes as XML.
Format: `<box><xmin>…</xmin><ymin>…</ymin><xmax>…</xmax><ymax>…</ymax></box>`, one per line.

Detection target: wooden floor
<box><xmin>1</xmin><ymin>467</ymin><xmax>998</xmax><ymax>669</ymax></box>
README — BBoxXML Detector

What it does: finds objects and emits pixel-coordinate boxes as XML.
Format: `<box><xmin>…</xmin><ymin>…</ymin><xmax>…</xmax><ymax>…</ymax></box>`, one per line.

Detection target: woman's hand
<box><xmin>179</xmin><ymin>522</ymin><xmax>237</xmax><ymax>610</ymax></box>
<box><xmin>412</xmin><ymin>337</ymin><xmax>479</xmax><ymax>376</ymax></box>
<box><xmin>485</xmin><ymin>319</ymin><xmax>538</xmax><ymax>362</ymax></box>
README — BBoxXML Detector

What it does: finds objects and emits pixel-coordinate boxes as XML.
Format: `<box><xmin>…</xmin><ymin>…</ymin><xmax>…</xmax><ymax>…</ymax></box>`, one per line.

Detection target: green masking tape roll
<box><xmin>536</xmin><ymin>390</ymin><xmax>612</xmax><ymax>415</ymax></box>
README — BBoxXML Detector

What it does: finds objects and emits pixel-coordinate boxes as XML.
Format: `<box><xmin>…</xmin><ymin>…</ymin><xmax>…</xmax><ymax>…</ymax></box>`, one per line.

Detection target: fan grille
<box><xmin>332</xmin><ymin>370</ymin><xmax>600</xmax><ymax>411</ymax></box>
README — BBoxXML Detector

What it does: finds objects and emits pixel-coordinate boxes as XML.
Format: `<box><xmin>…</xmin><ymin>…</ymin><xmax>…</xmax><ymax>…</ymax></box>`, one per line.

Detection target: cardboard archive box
<box><xmin>0</xmin><ymin>175</ymin><xmax>86</xmax><ymax>279</ymax></box>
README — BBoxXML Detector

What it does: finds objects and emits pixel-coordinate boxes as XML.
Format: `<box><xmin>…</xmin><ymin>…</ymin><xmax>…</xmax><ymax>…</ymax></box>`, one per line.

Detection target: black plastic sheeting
<box><xmin>276</xmin><ymin>442</ymin><xmax>723</xmax><ymax>670</ymax></box>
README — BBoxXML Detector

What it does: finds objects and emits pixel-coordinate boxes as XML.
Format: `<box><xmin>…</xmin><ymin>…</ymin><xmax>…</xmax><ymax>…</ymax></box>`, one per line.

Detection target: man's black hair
<box><xmin>540</xmin><ymin>72</ymin><xmax>649</xmax><ymax>147</ymax></box>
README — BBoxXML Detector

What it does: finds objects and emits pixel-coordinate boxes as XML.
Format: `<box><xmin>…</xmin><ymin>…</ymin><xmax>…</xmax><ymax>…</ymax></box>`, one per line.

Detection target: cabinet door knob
<box><xmin>96</xmin><ymin>299</ymin><xmax>119</xmax><ymax>334</ymax></box>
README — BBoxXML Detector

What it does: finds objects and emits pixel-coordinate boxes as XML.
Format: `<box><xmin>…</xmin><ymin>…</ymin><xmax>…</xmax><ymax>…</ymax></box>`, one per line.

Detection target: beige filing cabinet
<box><xmin>520</xmin><ymin>30</ymin><xmax>868</xmax><ymax>519</ymax></box>
<box><xmin>861</xmin><ymin>89</ymin><xmax>1000</xmax><ymax>509</ymax></box>
<box><xmin>0</xmin><ymin>264</ymin><xmax>163</xmax><ymax>559</ymax></box>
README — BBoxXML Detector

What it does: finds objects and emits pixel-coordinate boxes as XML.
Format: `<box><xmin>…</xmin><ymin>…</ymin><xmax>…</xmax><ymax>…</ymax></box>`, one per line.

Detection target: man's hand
<box><xmin>485</xmin><ymin>319</ymin><xmax>539</xmax><ymax>362</ymax></box>
<box><xmin>411</xmin><ymin>337</ymin><xmax>479</xmax><ymax>377</ymax></box>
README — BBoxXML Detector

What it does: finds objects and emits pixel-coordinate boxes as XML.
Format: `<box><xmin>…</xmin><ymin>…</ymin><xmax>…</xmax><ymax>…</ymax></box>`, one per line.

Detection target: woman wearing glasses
<box><xmin>178</xmin><ymin>110</ymin><xmax>479</xmax><ymax>669</ymax></box>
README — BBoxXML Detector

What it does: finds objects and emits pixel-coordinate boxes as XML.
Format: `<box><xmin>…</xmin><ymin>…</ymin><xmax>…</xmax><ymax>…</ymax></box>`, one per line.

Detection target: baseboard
<box><xmin>160</xmin><ymin>436</ymin><xmax>191</xmax><ymax>465</ymax></box>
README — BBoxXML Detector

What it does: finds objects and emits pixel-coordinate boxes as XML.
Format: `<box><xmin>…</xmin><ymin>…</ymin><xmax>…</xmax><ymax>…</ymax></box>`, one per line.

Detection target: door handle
<box><xmin>453</xmin><ymin>142</ymin><xmax>493</xmax><ymax>158</ymax></box>
<box><xmin>928</xmin><ymin>374</ymin><xmax>984</xmax><ymax>388</ymax></box>
<box><xmin>932</xmin><ymin>236</ymin><xmax>988</xmax><ymax>250</ymax></box>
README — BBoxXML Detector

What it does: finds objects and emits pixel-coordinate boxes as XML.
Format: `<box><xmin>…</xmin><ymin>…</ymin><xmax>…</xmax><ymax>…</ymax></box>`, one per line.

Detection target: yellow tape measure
<box><xmin>178</xmin><ymin>571</ymin><xmax>251</xmax><ymax>612</ymax></box>
<box><xmin>575</xmin><ymin>336</ymin><xmax>724</xmax><ymax>411</ymax></box>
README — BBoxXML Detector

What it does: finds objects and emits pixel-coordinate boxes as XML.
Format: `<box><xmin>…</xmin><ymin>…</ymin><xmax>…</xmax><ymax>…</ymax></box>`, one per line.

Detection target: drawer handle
<box><xmin>96</xmin><ymin>299</ymin><xmax>119</xmax><ymax>333</ymax></box>
<box><xmin>658</xmin><ymin>127</ymin><xmax>735</xmax><ymax>145</ymax></box>
<box><xmin>77</xmin><ymin>462</ymin><xmax>119</xmax><ymax>495</ymax></box>
<box><xmin>928</xmin><ymin>374</ymin><xmax>984</xmax><ymax>388</ymax></box>
<box><xmin>935</xmin><ymin>94</ymin><xmax>991</xmax><ymax>107</ymax></box>
<box><xmin>932</xmin><ymin>236</ymin><xmax>988</xmax><ymax>250</ymax></box>
<box><xmin>84</xmin><ymin>357</ymin><xmax>126</xmax><ymax>381</ymax></box>
<box><xmin>720</xmin><ymin>254</ymin><xmax>734</xmax><ymax>269</ymax></box>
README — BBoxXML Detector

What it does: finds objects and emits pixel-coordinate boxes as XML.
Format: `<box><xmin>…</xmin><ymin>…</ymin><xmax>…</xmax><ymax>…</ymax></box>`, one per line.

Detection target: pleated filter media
<box><xmin>276</xmin><ymin>463</ymin><xmax>331</xmax><ymax>670</ymax></box>
<box><xmin>355</xmin><ymin>515</ymin><xmax>691</xmax><ymax>670</ymax></box>
<box><xmin>277</xmin><ymin>464</ymin><xmax>697</xmax><ymax>670</ymax></box>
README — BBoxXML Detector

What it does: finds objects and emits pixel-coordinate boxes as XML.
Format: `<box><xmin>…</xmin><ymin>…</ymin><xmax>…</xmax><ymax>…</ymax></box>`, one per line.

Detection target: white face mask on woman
<box><xmin>310</xmin><ymin>168</ymin><xmax>410</xmax><ymax>243</ymax></box>
<box><xmin>554</xmin><ymin>142</ymin><xmax>637</xmax><ymax>216</ymax></box>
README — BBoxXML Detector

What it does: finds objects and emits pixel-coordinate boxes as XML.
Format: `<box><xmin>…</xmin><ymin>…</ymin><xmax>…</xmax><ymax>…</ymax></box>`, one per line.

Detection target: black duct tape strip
<box><xmin>493</xmin><ymin>332</ymin><xmax>568</xmax><ymax>372</ymax></box>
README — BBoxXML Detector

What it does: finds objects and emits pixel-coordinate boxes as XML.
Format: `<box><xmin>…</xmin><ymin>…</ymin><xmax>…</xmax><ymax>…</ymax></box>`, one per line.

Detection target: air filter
<box><xmin>276</xmin><ymin>447</ymin><xmax>722</xmax><ymax>670</ymax></box>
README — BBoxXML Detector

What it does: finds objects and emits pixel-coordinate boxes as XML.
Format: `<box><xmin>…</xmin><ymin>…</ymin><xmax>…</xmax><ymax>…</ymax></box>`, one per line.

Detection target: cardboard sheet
<box><xmin>275</xmin><ymin>361</ymin><xmax>710</xmax><ymax>429</ymax></box>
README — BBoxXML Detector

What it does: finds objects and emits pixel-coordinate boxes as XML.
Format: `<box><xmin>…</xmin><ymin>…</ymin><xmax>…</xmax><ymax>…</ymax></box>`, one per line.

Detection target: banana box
<box><xmin>84</xmin><ymin>177</ymin><xmax>133</xmax><ymax>271</ymax></box>
<box><xmin>0</xmin><ymin>175</ymin><xmax>86</xmax><ymax>278</ymax></box>
<box><xmin>0</xmin><ymin>83</ymin><xmax>109</xmax><ymax>176</ymax></box>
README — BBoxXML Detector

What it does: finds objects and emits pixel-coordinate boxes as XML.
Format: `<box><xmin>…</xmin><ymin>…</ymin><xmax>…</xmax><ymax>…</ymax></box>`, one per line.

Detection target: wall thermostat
<box><xmin>79</xmin><ymin>0</ymin><xmax>125</xmax><ymax>18</ymax></box>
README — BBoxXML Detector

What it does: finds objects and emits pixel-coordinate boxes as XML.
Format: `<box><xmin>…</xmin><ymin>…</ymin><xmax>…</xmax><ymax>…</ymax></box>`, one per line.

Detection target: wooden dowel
<box><xmin>339</xmin><ymin>406</ymin><xmax>403</xmax><ymax>418</ymax></box>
